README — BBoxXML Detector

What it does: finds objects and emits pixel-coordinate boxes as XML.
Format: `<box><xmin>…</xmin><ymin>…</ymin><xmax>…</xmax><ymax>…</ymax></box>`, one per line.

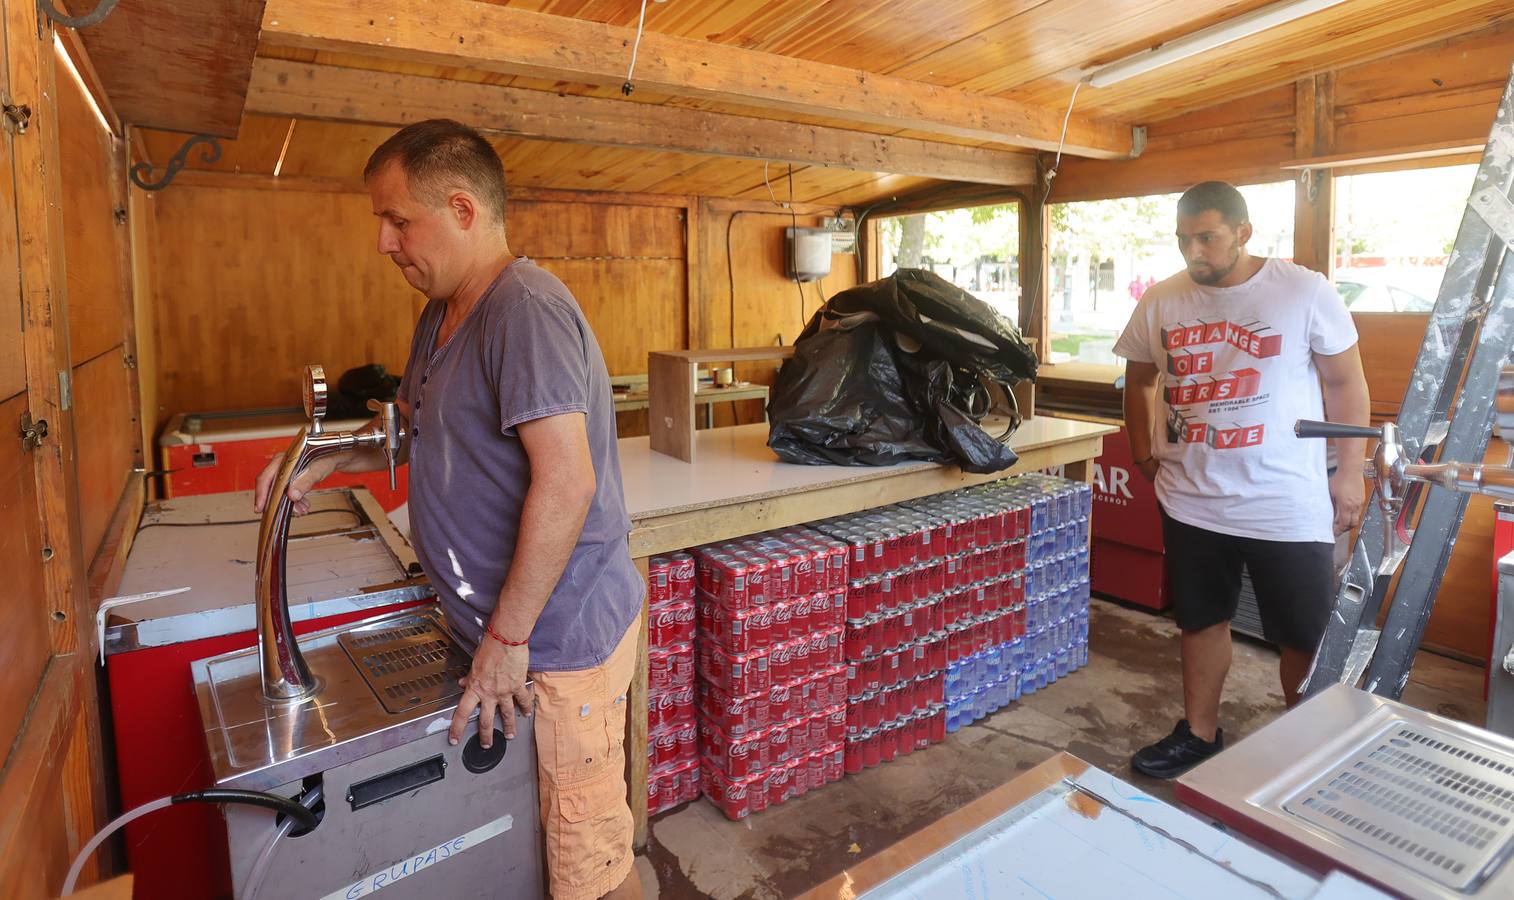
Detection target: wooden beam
<box><xmin>259</xmin><ymin>0</ymin><xmax>1135</xmax><ymax>159</ymax></box>
<box><xmin>248</xmin><ymin>59</ymin><xmax>1038</xmax><ymax>186</ymax></box>
<box><xmin>1280</xmin><ymin>139</ymin><xmax>1486</xmax><ymax>170</ymax></box>
<box><xmin>1293</xmin><ymin>74</ymin><xmax>1336</xmax><ymax>279</ymax></box>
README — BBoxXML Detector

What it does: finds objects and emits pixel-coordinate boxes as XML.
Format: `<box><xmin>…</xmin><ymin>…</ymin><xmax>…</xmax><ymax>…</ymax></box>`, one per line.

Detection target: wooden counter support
<box><xmin>620</xmin><ymin>418</ymin><xmax>1116</xmax><ymax>847</ymax></box>
<box><xmin>648</xmin><ymin>347</ymin><xmax>795</xmax><ymax>462</ymax></box>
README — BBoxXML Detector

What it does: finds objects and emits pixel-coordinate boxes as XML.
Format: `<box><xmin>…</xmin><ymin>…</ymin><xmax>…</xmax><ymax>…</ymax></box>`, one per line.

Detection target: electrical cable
<box><xmin>62</xmin><ymin>790</ymin><xmax>319</xmax><ymax>896</ymax></box>
<box><xmin>788</xmin><ymin>165</ymin><xmax>805</xmax><ymax>333</ymax></box>
<box><xmin>1023</xmin><ymin>78</ymin><xmax>1088</xmax><ymax>343</ymax></box>
<box><xmin>621</xmin><ymin>0</ymin><xmax>651</xmax><ymax>96</ymax></box>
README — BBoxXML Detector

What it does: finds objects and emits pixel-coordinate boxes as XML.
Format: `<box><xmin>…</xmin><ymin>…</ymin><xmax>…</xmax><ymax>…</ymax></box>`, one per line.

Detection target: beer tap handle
<box><xmin>1294</xmin><ymin>420</ymin><xmax>1382</xmax><ymax>441</ymax></box>
<box><xmin>367</xmin><ymin>398</ymin><xmax>405</xmax><ymax>491</ymax></box>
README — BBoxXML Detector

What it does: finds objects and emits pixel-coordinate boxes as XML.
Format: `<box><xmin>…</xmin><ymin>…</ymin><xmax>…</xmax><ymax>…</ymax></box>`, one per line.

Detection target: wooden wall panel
<box><xmin>698</xmin><ymin>204</ymin><xmax>861</xmax><ymax>426</ymax></box>
<box><xmin>1355</xmin><ymin>312</ymin><xmax>1427</xmax><ymax>420</ymax></box>
<box><xmin>148</xmin><ymin>186</ymin><xmax>427</xmax><ymax>423</ymax></box>
<box><xmin>72</xmin><ymin>350</ymin><xmax>134</xmax><ymax>561</ymax></box>
<box><xmin>0</xmin><ymin>389</ymin><xmax>50</xmax><ymax>772</ymax></box>
<box><xmin>57</xmin><ymin>50</ymin><xmax>128</xmax><ymax>369</ymax></box>
<box><xmin>538</xmin><ymin>259</ymin><xmax>686</xmax><ymax>376</ymax></box>
<box><xmin>146</xmin><ymin>187</ymin><xmax>692</xmax><ymax>430</ymax></box>
<box><xmin>129</xmin><ymin>181</ymin><xmax>160</xmax><ymax>475</ymax></box>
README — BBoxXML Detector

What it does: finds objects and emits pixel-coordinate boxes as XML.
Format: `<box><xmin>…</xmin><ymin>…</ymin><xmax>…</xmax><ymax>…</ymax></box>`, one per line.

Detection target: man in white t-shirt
<box><xmin>1113</xmin><ymin>181</ymin><xmax>1369</xmax><ymax>779</ymax></box>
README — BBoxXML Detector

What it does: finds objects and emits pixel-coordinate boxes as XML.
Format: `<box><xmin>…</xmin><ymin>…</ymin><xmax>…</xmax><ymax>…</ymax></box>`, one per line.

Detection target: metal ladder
<box><xmin>1299</xmin><ymin>66</ymin><xmax>1514</xmax><ymax>701</ymax></box>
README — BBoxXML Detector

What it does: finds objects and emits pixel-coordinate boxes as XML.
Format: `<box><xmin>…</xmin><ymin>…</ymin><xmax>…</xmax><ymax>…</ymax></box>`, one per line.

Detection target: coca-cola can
<box><xmin>746</xmin><ymin>770</ymin><xmax>769</xmax><ymax>815</ymax></box>
<box><xmin>650</xmin><ymin>689</ymin><xmax>676</xmax><ymax>732</ymax></box>
<box><xmin>747</xmin><ymin>605</ymin><xmax>774</xmax><ymax>651</ymax></box>
<box><xmin>791</xmin><ymin>636</ymin><xmax>813</xmax><ymax>682</ymax></box>
<box><xmin>772</xmin><ymin>600</ymin><xmax>795</xmax><ymax>642</ymax></box>
<box><xmin>652</xmin><ymin>730</ymin><xmax>678</xmax><ymax>770</ymax></box>
<box><xmin>881</xmin><ymin>611</ymin><xmax>901</xmax><ymax>650</ymax></box>
<box><xmin>766</xmin><ymin>551</ymin><xmax>794</xmax><ymax>603</ymax></box>
<box><xmin>825</xmin><ymin>541</ymin><xmax>849</xmax><ymax>589</ymax></box>
<box><xmin>670</xmin><ymin>684</ymin><xmax>695</xmax><ymax>726</ymax></box>
<box><xmin>881</xmin><ymin>684</ymin><xmax>900</xmax><ymax>722</ymax></box>
<box><xmin>845</xmin><ymin>733</ymin><xmax>866</xmax><ymax>774</ymax></box>
<box><xmin>740</xmin><ymin>552</ymin><xmax>770</xmax><ymax>607</ymax></box>
<box><xmin>823</xmin><ymin>745</ymin><xmax>845</xmax><ymax>784</ymax></box>
<box><xmin>791</xmin><ymin>547</ymin><xmax>817</xmax><ymax>595</ymax></box>
<box><xmin>879</xmin><ymin>723</ymin><xmax>899</xmax><ymax>763</ymax></box>
<box><xmin>901</xmin><ymin>641</ymin><xmax>923</xmax><ymax>682</ymax></box>
<box><xmin>647</xmin><ymin>771</ymin><xmax>664</xmax><ymax>813</ymax></box>
<box><xmin>669</xmin><ymin>551</ymin><xmax>696</xmax><ymax>602</ymax></box>
<box><xmin>791</xmin><ymin>594</ymin><xmax>812</xmax><ymax>636</ymax></box>
<box><xmin>765</xmin><ymin>762</ymin><xmax>792</xmax><ymax>809</ymax></box>
<box><xmin>648</xmin><ymin>556</ymin><xmax>672</xmax><ymax>605</ymax></box>
<box><xmin>648</xmin><ymin>647</ymin><xmax>675</xmax><ymax>693</ymax></box>
<box><xmin>861</xmin><ymin>653</ymin><xmax>883</xmax><ymax>694</ymax></box>
<box><xmin>846</xmin><ymin>662</ymin><xmax>864</xmax><ymax>699</ymax></box>
<box><xmin>928</xmin><ymin>704</ymin><xmax>946</xmax><ymax>744</ymax></box>
<box><xmin>676</xmin><ymin>722</ymin><xmax>698</xmax><ymax>763</ymax></box>
<box><xmin>864</xmin><ymin>530</ymin><xmax>886</xmax><ymax>577</ymax></box>
<box><xmin>862</xmin><ymin>728</ymin><xmax>882</xmax><ymax>768</ymax></box>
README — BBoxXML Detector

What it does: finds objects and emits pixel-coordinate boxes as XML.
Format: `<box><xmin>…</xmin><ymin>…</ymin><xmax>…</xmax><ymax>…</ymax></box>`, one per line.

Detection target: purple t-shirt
<box><xmin>399</xmin><ymin>258</ymin><xmax>642</xmax><ymax>671</ymax></box>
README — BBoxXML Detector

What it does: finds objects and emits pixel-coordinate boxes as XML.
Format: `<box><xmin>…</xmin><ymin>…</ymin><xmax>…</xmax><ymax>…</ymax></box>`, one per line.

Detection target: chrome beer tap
<box><xmin>255</xmin><ymin>365</ymin><xmax>406</xmax><ymax>702</ymax></box>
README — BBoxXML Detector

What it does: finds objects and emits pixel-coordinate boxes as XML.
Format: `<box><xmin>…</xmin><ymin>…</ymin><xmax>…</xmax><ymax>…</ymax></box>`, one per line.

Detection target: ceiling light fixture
<box><xmin>1086</xmin><ymin>0</ymin><xmax>1351</xmax><ymax>88</ymax></box>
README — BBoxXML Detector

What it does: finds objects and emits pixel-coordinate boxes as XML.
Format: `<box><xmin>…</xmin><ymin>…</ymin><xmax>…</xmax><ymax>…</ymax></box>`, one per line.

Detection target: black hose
<box><xmin>173</xmin><ymin>789</ymin><xmax>319</xmax><ymax>832</ymax></box>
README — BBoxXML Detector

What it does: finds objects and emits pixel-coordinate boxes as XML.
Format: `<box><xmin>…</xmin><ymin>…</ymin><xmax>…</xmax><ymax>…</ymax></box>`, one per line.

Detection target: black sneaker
<box><xmin>1130</xmin><ymin>719</ymin><xmax>1224</xmax><ymax>779</ymax></box>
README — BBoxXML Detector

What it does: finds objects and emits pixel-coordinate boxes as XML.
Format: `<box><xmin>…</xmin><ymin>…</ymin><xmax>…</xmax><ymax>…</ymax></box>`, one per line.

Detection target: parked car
<box><xmin>1335</xmin><ymin>279</ymin><xmax>1434</xmax><ymax>313</ymax></box>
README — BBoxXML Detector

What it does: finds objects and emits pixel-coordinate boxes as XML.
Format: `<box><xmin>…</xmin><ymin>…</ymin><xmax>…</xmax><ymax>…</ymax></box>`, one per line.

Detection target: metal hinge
<box><xmin>19</xmin><ymin>412</ymin><xmax>48</xmax><ymax>451</ymax></box>
<box><xmin>122</xmin><ymin>352</ymin><xmax>137</xmax><ymax>369</ymax></box>
<box><xmin>2</xmin><ymin>98</ymin><xmax>32</xmax><ymax>135</ymax></box>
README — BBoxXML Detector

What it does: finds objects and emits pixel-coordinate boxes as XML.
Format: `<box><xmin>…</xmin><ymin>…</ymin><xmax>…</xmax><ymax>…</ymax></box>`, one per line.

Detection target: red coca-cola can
<box><xmin>668</xmin><ymin>551</ymin><xmax>695</xmax><ymax>602</ymax></box>
<box><xmin>924</xmin><ymin>560</ymin><xmax>945</xmax><ymax>595</ymax></box>
<box><xmin>765</xmin><ymin>762</ymin><xmax>792</xmax><ymax>808</ymax></box>
<box><xmin>845</xmin><ymin>733</ymin><xmax>866</xmax><ymax>774</ymax></box>
<box><xmin>676</xmin><ymin>722</ymin><xmax>698</xmax><ymax>763</ymax></box>
<box><xmin>649</xmin><ymin>689</ymin><xmax>675</xmax><ymax>732</ymax></box>
<box><xmin>824</xmin><ymin>706</ymin><xmax>847</xmax><ymax>745</ymax></box>
<box><xmin>652</xmin><ymin>730</ymin><xmax>678</xmax><ymax>770</ymax></box>
<box><xmin>650</xmin><ymin>602</ymin><xmax>686</xmax><ymax>648</ymax></box>
<box><xmin>968</xmin><ymin>586</ymin><xmax>986</xmax><ymax>620</ymax></box>
<box><xmin>877</xmin><ymin>573</ymin><xmax>897</xmax><ymax>615</ymax></box>
<box><xmin>944</xmin><ymin>555</ymin><xmax>962</xmax><ymax>591</ymax></box>
<box><xmin>825</xmin><ymin>541</ymin><xmax>849</xmax><ymax>589</ymax></box>
<box><xmin>767</xmin><ymin>551</ymin><xmax>796</xmax><ymax>603</ymax></box>
<box><xmin>881</xmin><ymin>611</ymin><xmax>901</xmax><ymax>650</ymax></box>
<box><xmin>863</xmin><ymin>728</ymin><xmax>882</xmax><ymax>768</ymax></box>
<box><xmin>739</xmin><ymin>552</ymin><xmax>770</xmax><ymax>607</ymax></box>
<box><xmin>809</xmin><ymin>590</ymin><xmax>833</xmax><ymax>630</ymax></box>
<box><xmin>746</xmin><ymin>770</ymin><xmax>769</xmax><ymax>815</ymax></box>
<box><xmin>897</xmin><ymin>720</ymin><xmax>916</xmax><ymax>758</ymax></box>
<box><xmin>647</xmin><ymin>770</ymin><xmax>665</xmax><ymax>813</ymax></box>
<box><xmin>791</xmin><ymin>594</ymin><xmax>812</xmax><ymax>637</ymax></box>
<box><xmin>862</xmin><ymin>530</ymin><xmax>885</xmax><ymax>577</ymax></box>
<box><xmin>765</xmin><ymin>640</ymin><xmax>791</xmax><ymax>686</ymax></box>
<box><xmin>928</xmin><ymin>600</ymin><xmax>946</xmax><ymax>633</ymax></box>
<box><xmin>823</xmin><ymin>745</ymin><xmax>844</xmax><ymax>784</ymax></box>
<box><xmin>900</xmin><ymin>640</ymin><xmax>922</xmax><ymax>682</ymax></box>
<box><xmin>648</xmin><ymin>556</ymin><xmax>672</xmax><ymax>605</ymax></box>
<box><xmin>929</xmin><ymin>705</ymin><xmax>946</xmax><ymax>743</ymax></box>
<box><xmin>946</xmin><ymin>625</ymin><xmax>966</xmax><ymax>664</ymax></box>
<box><xmin>771</xmin><ymin>600</ymin><xmax>795</xmax><ymax>642</ymax></box>
<box><xmin>767</xmin><ymin>681</ymin><xmax>794</xmax><ymax>722</ymax></box>
<box><xmin>820</xmin><ymin>628</ymin><xmax>842</xmax><ymax>669</ymax></box>
<box><xmin>670</xmin><ymin>684</ymin><xmax>694</xmax><ymax>725</ymax></box>
<box><xmin>881</xmin><ymin>684</ymin><xmax>900</xmax><ymax>722</ymax></box>
<box><xmin>879</xmin><ymin>723</ymin><xmax>899</xmax><ymax>763</ymax></box>
<box><xmin>846</xmin><ymin>579</ymin><xmax>871</xmax><ymax>619</ymax></box>
<box><xmin>648</xmin><ymin>647</ymin><xmax>675</xmax><ymax>692</ymax></box>
<box><xmin>862</xmin><ymin>691</ymin><xmax>884</xmax><ymax>730</ymax></box>
<box><xmin>860</xmin><ymin>653</ymin><xmax>883</xmax><ymax>693</ymax></box>
<box><xmin>790</xmin><ymin>636</ymin><xmax>812</xmax><ymax>682</ymax></box>
<box><xmin>882</xmin><ymin>648</ymin><xmax>901</xmax><ymax>688</ymax></box>
<box><xmin>846</xmin><ymin>662</ymin><xmax>863</xmax><ymax>699</ymax></box>
<box><xmin>893</xmin><ymin>568</ymin><xmax>914</xmax><ymax>607</ymax></box>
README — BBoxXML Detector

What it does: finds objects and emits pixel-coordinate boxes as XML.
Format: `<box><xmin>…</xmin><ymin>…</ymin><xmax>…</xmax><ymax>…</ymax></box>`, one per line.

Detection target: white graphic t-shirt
<box><xmin>1113</xmin><ymin>257</ymin><xmax>1358</xmax><ymax>543</ymax></box>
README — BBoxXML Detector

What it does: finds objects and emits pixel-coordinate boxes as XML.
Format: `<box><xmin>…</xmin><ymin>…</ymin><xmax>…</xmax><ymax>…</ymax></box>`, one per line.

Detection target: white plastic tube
<box><xmin>62</xmin><ymin>795</ymin><xmax>174</xmax><ymax>895</ymax></box>
<box><xmin>241</xmin><ymin>785</ymin><xmax>323</xmax><ymax>900</ymax></box>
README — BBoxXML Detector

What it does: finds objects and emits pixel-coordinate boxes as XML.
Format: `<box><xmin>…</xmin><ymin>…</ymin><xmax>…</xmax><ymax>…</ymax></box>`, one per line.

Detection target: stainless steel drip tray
<box><xmin>1177</xmin><ymin>684</ymin><xmax>1514</xmax><ymax>899</ymax></box>
<box><xmin>193</xmin><ymin>605</ymin><xmax>470</xmax><ymax>792</ymax></box>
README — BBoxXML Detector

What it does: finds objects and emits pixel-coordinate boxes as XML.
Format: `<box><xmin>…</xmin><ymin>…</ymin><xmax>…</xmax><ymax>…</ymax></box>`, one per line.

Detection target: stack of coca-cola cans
<box><xmin>646</xmin><ymin>552</ymin><xmax>699</xmax><ymax>815</ymax></box>
<box><xmin>692</xmin><ymin>527</ymin><xmax>850</xmax><ymax>820</ymax></box>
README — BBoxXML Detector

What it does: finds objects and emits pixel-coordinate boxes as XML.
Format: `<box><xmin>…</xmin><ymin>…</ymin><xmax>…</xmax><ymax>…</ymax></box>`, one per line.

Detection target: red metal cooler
<box><xmin>1089</xmin><ymin>426</ymin><xmax>1170</xmax><ymax>610</ymax></box>
<box><xmin>159</xmin><ymin>407</ymin><xmax>409</xmax><ymax>511</ymax></box>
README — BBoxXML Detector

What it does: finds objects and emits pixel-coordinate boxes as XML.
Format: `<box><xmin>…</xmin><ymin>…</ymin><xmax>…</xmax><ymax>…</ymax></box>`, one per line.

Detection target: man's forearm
<box><xmin>1124</xmin><ymin>382</ymin><xmax>1158</xmax><ymax>461</ymax></box>
<box><xmin>487</xmin><ymin>478</ymin><xmax>594</xmax><ymax>643</ymax></box>
<box><xmin>1323</xmin><ymin>377</ymin><xmax>1371</xmax><ymax>477</ymax></box>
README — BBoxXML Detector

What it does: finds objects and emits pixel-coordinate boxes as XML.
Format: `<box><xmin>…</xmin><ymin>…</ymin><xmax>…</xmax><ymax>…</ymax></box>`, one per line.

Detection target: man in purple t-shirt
<box><xmin>255</xmin><ymin>120</ymin><xmax>644</xmax><ymax>900</ymax></box>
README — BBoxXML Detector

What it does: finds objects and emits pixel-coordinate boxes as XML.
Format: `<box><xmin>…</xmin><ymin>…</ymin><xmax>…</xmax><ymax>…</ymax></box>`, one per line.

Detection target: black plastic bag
<box><xmin>324</xmin><ymin>364</ymin><xmax>401</xmax><ymax>421</ymax></box>
<box><xmin>767</xmin><ymin>269</ymin><xmax>1037</xmax><ymax>474</ymax></box>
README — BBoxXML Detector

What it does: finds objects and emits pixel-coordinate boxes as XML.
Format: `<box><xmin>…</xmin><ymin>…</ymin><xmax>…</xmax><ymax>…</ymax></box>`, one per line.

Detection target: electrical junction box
<box><xmin>821</xmin><ymin>216</ymin><xmax>858</xmax><ymax>254</ymax></box>
<box><xmin>786</xmin><ymin>226</ymin><xmax>832</xmax><ymax>282</ymax></box>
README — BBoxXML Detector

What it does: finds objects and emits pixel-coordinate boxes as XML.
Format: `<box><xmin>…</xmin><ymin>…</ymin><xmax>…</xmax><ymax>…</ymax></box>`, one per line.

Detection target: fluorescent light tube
<box><xmin>1087</xmin><ymin>0</ymin><xmax>1351</xmax><ymax>88</ymax></box>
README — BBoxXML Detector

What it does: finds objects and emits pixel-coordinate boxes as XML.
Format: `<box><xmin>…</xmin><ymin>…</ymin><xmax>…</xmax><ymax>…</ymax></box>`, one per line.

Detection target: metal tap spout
<box><xmin>256</xmin><ymin>366</ymin><xmax>405</xmax><ymax>702</ymax></box>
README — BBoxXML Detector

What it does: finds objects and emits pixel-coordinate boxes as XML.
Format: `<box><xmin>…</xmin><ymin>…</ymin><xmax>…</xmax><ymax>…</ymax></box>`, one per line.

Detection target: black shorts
<box><xmin>1161</xmin><ymin>510</ymin><xmax>1335</xmax><ymax>651</ymax></box>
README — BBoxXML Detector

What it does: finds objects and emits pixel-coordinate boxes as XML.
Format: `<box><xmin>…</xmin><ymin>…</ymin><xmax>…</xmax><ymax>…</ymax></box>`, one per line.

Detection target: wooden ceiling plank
<box><xmin>247</xmin><ymin>59</ymin><xmax>1036</xmax><ymax>185</ymax></box>
<box><xmin>258</xmin><ymin>0</ymin><xmax>1135</xmax><ymax>158</ymax></box>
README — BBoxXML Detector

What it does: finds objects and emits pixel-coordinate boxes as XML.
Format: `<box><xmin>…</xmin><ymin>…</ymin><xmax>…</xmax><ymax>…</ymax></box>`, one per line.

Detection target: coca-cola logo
<box><xmin>751</xmin><ymin>609</ymin><xmax>772</xmax><ymax>628</ymax></box>
<box><xmin>773</xmin><ymin>644</ymin><xmax>794</xmax><ymax>664</ymax></box>
<box><xmin>773</xmin><ymin>605</ymin><xmax>793</xmax><ymax>623</ymax></box>
<box><xmin>769</xmin><ymin>683</ymin><xmax>790</xmax><ymax>702</ymax></box>
<box><xmin>731</xmin><ymin>741</ymin><xmax>750</xmax><ymax>758</ymax></box>
<box><xmin>655</xmin><ymin>733</ymin><xmax>676</xmax><ymax>750</ymax></box>
<box><xmin>656</xmin><ymin>693</ymin><xmax>674</xmax><ymax>712</ymax></box>
<box><xmin>829</xmin><ymin>710</ymin><xmax>845</xmax><ymax>725</ymax></box>
<box><xmin>654</xmin><ymin>609</ymin><xmax>676</xmax><ymax>628</ymax></box>
<box><xmin>728</xmin><ymin>781</ymin><xmax>747</xmax><ymax>800</ymax></box>
<box><xmin>674</xmin><ymin>605</ymin><xmax>695</xmax><ymax>624</ymax></box>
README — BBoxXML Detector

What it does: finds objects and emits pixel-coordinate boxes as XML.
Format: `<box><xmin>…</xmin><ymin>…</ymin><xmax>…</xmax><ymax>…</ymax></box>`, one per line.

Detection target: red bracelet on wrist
<box><xmin>484</xmin><ymin>623</ymin><xmax>528</xmax><ymax>648</ymax></box>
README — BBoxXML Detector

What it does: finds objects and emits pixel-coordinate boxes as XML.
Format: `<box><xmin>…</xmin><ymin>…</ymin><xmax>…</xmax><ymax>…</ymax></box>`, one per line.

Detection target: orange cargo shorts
<box><xmin>529</xmin><ymin>614</ymin><xmax>639</xmax><ymax>900</ymax></box>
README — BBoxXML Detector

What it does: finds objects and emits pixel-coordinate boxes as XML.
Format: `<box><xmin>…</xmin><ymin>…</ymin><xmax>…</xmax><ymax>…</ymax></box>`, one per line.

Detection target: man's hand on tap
<box><xmin>253</xmin><ymin>454</ymin><xmax>341</xmax><ymax>516</ymax></box>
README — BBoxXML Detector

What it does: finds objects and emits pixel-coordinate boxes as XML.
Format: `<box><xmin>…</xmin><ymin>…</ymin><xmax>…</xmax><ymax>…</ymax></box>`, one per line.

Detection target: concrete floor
<box><xmin>634</xmin><ymin>597</ymin><xmax>1487</xmax><ymax>899</ymax></box>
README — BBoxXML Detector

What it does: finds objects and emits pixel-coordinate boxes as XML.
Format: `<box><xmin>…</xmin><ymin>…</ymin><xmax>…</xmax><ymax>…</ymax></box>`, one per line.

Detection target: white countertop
<box><xmin>618</xmin><ymin>418</ymin><xmax>1113</xmax><ymax>521</ymax></box>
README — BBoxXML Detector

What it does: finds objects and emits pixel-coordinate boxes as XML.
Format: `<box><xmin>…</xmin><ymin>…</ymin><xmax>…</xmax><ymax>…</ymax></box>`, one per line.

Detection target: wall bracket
<box><xmin>129</xmin><ymin>134</ymin><xmax>220</xmax><ymax>192</ymax></box>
